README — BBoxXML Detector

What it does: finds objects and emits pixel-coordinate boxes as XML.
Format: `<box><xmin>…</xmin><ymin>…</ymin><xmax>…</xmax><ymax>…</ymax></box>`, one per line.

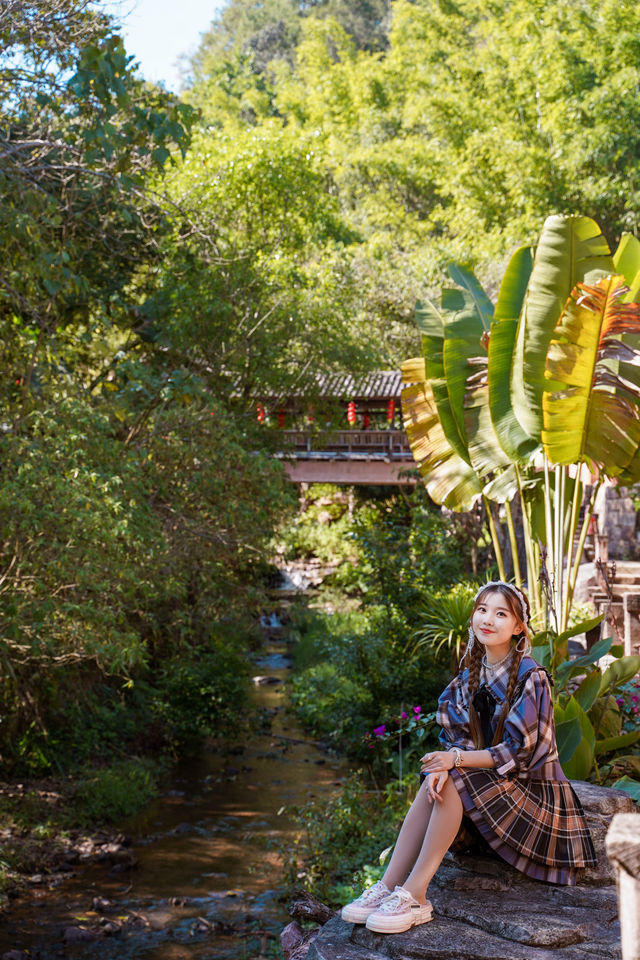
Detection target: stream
<box><xmin>0</xmin><ymin>618</ymin><xmax>348</xmax><ymax>959</ymax></box>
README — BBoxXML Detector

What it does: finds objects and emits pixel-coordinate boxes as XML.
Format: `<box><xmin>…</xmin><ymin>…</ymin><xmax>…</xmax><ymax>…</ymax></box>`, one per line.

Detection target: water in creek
<box><xmin>0</xmin><ymin>631</ymin><xmax>348</xmax><ymax>959</ymax></box>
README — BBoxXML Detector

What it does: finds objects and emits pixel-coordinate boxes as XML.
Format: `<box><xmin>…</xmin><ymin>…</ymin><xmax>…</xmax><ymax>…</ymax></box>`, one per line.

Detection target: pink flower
<box><xmin>401</xmin><ymin>711</ymin><xmax>408</xmax><ymax>719</ymax></box>
<box><xmin>413</xmin><ymin>706</ymin><xmax>421</xmax><ymax>715</ymax></box>
<box><xmin>373</xmin><ymin>724</ymin><xmax>386</xmax><ymax>737</ymax></box>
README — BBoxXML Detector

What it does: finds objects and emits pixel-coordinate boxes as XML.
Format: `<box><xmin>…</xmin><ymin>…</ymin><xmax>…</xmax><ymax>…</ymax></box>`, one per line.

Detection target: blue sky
<box><xmin>98</xmin><ymin>0</ymin><xmax>227</xmax><ymax>91</ymax></box>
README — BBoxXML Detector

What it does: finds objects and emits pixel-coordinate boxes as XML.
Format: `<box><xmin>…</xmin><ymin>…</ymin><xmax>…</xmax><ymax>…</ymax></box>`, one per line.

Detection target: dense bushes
<box><xmin>289</xmin><ymin>607</ymin><xmax>446</xmax><ymax>763</ymax></box>
<box><xmin>0</xmin><ymin>392</ymin><xmax>288</xmax><ymax>776</ymax></box>
<box><xmin>285</xmin><ymin>484</ymin><xmax>486</xmax><ymax>764</ymax></box>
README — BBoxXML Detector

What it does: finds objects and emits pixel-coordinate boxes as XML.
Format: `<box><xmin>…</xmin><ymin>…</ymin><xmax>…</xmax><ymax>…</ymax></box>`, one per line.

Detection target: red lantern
<box><xmin>386</xmin><ymin>399</ymin><xmax>395</xmax><ymax>423</ymax></box>
<box><xmin>347</xmin><ymin>401</ymin><xmax>356</xmax><ymax>424</ymax></box>
<box><xmin>363</xmin><ymin>412</ymin><xmax>370</xmax><ymax>429</ymax></box>
<box><xmin>278</xmin><ymin>409</ymin><xmax>285</xmax><ymax>428</ymax></box>
<box><xmin>307</xmin><ymin>404</ymin><xmax>314</xmax><ymax>424</ymax></box>
<box><xmin>256</xmin><ymin>403</ymin><xmax>265</xmax><ymax>423</ymax></box>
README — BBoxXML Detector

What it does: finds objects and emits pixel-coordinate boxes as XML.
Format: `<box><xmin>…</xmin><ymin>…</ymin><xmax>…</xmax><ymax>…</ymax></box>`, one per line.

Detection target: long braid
<box><xmin>465</xmin><ymin>638</ymin><xmax>486</xmax><ymax>749</ymax></box>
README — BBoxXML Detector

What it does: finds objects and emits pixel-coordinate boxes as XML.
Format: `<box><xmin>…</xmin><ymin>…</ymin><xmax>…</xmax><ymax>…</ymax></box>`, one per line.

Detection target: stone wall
<box><xmin>595</xmin><ymin>485</ymin><xmax>638</xmax><ymax>560</ymax></box>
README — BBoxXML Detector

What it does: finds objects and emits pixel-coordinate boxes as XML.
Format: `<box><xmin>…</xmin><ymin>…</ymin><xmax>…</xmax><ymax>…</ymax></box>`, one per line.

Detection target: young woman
<box><xmin>341</xmin><ymin>581</ymin><xmax>596</xmax><ymax>934</ymax></box>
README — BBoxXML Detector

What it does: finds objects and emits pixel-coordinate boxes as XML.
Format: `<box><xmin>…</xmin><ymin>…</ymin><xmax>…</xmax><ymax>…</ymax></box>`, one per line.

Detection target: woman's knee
<box><xmin>441</xmin><ymin>776</ymin><xmax>463</xmax><ymax>809</ymax></box>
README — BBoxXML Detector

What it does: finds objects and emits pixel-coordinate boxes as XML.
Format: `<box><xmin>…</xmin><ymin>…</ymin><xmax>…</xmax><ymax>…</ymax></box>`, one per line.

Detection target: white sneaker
<box><xmin>365</xmin><ymin>885</ymin><xmax>433</xmax><ymax>933</ymax></box>
<box><xmin>341</xmin><ymin>879</ymin><xmax>392</xmax><ymax>923</ymax></box>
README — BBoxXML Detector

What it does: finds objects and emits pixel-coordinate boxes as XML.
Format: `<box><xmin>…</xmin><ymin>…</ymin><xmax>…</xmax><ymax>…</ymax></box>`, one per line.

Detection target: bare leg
<box><xmin>381</xmin><ymin>780</ymin><xmax>435</xmax><ymax>891</ymax></box>
<box><xmin>402</xmin><ymin>776</ymin><xmax>463</xmax><ymax>904</ymax></box>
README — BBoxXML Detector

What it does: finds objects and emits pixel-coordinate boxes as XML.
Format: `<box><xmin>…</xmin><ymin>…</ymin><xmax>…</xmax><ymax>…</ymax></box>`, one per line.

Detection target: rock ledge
<box><xmin>305</xmin><ymin>782</ymin><xmax>636</xmax><ymax>960</ymax></box>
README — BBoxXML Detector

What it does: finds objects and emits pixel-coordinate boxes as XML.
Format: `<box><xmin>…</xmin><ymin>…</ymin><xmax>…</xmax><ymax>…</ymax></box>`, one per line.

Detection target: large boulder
<box><xmin>306</xmin><ymin>782</ymin><xmax>637</xmax><ymax>960</ymax></box>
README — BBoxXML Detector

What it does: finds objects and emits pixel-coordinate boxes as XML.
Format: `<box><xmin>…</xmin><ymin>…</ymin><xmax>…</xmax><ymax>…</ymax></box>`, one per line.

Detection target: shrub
<box><xmin>72</xmin><ymin>758</ymin><xmax>162</xmax><ymax>824</ymax></box>
<box><xmin>153</xmin><ymin>639</ymin><xmax>251</xmax><ymax>750</ymax></box>
<box><xmin>288</xmin><ymin>607</ymin><xmax>448</xmax><ymax>762</ymax></box>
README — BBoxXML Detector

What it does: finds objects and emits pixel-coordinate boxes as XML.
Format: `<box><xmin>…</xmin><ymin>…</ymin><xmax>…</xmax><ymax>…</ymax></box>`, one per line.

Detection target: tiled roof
<box><xmin>313</xmin><ymin>370</ymin><xmax>402</xmax><ymax>399</ymax></box>
<box><xmin>251</xmin><ymin>370</ymin><xmax>403</xmax><ymax>401</ymax></box>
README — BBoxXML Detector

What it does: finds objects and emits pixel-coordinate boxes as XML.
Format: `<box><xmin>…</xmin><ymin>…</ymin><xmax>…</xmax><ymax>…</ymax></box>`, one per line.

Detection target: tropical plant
<box><xmin>531</xmin><ymin>620</ymin><xmax>640</xmax><ymax>797</ymax></box>
<box><xmin>401</xmin><ymin>214</ymin><xmax>640</xmax><ymax>635</ymax></box>
<box><xmin>410</xmin><ymin>583</ymin><xmax>477</xmax><ymax>667</ymax></box>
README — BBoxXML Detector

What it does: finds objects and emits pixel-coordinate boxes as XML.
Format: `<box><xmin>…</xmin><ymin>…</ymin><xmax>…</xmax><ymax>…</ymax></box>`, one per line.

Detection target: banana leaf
<box><xmin>556</xmin><ymin>696</ymin><xmax>595</xmax><ymax>780</ymax></box>
<box><xmin>573</xmin><ymin>669</ymin><xmax>602</xmax><ymax>712</ymax></box>
<box><xmin>555</xmin><ymin>633</ymin><xmax>611</xmax><ymax>687</ymax></box>
<box><xmin>401</xmin><ymin>379</ymin><xmax>482</xmax><ymax>511</ymax></box>
<box><xmin>495</xmin><ymin>245</ymin><xmax>535</xmax><ymax>321</ymax></box>
<box><xmin>542</xmin><ymin>275</ymin><xmax>640</xmax><ymax>473</ymax></box>
<box><xmin>531</xmin><ymin>643</ymin><xmax>551</xmax><ymax>668</ymax></box>
<box><xmin>438</xmin><ymin>271</ymin><xmax>513</xmax><ymax>483</ymax></box>
<box><xmin>415</xmin><ymin>298</ymin><xmax>471</xmax><ymax>464</ymax></box>
<box><xmin>555</xmin><ymin>716</ymin><xmax>583</xmax><ymax>765</ymax></box>
<box><xmin>463</xmin><ymin>361</ymin><xmax>512</xmax><ymax>479</ymax></box>
<box><xmin>613</xmin><ymin>233</ymin><xmax>640</xmax><ymax>302</ymax></box>
<box><xmin>482</xmin><ymin>465</ymin><xmax>519</xmax><ymax>503</ymax></box>
<box><xmin>401</xmin><ymin>357</ymin><xmax>426</xmax><ymax>382</ymax></box>
<box><xmin>489</xmin><ymin>318</ymin><xmax>539</xmax><ymax>462</ymax></box>
<box><xmin>488</xmin><ymin>245</ymin><xmax>539</xmax><ymax>461</ymax></box>
<box><xmin>442</xmin><ymin>288</ymin><xmax>486</xmax><ymax>444</ymax></box>
<box><xmin>447</xmin><ymin>262</ymin><xmax>494</xmax><ymax>330</ymax></box>
<box><xmin>511</xmin><ymin>214</ymin><xmax>613</xmax><ymax>440</ymax></box>
<box><xmin>589</xmin><ymin>699</ymin><xmax>622</xmax><ymax>739</ymax></box>
<box><xmin>419</xmin><ymin>455</ymin><xmax>484</xmax><ymax>511</ymax></box>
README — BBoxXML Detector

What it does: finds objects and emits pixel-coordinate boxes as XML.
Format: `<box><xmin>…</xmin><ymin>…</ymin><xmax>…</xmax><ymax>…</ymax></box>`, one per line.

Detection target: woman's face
<box><xmin>472</xmin><ymin>591</ymin><xmax>521</xmax><ymax>654</ymax></box>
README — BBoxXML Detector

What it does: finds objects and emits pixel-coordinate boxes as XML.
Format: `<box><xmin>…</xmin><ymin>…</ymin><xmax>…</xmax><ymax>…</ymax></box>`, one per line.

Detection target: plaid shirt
<box><xmin>437</xmin><ymin>654</ymin><xmax>561</xmax><ymax>778</ymax></box>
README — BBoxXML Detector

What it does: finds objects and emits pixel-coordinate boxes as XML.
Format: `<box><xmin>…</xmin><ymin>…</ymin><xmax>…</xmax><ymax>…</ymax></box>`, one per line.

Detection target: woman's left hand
<box><xmin>420</xmin><ymin>750</ymin><xmax>455</xmax><ymax>774</ymax></box>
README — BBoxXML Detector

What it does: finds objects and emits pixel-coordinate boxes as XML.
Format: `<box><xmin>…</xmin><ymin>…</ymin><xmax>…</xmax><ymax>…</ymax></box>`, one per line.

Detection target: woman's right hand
<box><xmin>424</xmin><ymin>770</ymin><xmax>449</xmax><ymax>803</ymax></box>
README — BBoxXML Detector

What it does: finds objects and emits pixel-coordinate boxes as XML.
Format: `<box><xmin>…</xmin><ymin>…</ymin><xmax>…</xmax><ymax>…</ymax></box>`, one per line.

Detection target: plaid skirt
<box><xmin>450</xmin><ymin>762</ymin><xmax>597</xmax><ymax>886</ymax></box>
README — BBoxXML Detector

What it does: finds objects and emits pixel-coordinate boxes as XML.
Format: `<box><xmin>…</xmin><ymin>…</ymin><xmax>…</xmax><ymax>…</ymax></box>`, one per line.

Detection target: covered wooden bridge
<box><xmin>260</xmin><ymin>370</ymin><xmax>417</xmax><ymax>485</ymax></box>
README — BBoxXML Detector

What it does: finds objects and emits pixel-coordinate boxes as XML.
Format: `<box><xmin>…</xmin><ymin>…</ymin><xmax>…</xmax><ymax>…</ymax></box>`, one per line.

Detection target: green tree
<box><xmin>150</xmin><ymin>123</ymin><xmax>381</xmax><ymax>402</ymax></box>
<box><xmin>190</xmin><ymin>0</ymin><xmax>640</xmax><ymax>289</ymax></box>
<box><xmin>0</xmin><ymin>0</ymin><xmax>196</xmax><ymax>428</ymax></box>
<box><xmin>189</xmin><ymin>0</ymin><xmax>390</xmax><ymax>83</ymax></box>
<box><xmin>0</xmin><ymin>2</ymin><xmax>293</xmax><ymax>773</ymax></box>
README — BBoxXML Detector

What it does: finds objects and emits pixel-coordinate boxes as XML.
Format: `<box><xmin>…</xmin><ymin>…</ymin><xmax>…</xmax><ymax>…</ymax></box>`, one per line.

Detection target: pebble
<box><xmin>92</xmin><ymin>896</ymin><xmax>113</xmax><ymax>910</ymax></box>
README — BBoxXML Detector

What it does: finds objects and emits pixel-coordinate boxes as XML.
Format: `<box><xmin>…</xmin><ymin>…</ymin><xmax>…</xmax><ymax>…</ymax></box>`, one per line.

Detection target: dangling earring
<box><xmin>515</xmin><ymin>633</ymin><xmax>530</xmax><ymax>655</ymax></box>
<box><xmin>459</xmin><ymin>626</ymin><xmax>475</xmax><ymax>668</ymax></box>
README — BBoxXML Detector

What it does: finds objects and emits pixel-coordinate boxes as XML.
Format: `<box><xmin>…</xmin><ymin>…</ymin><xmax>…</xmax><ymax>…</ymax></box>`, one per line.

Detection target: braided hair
<box><xmin>463</xmin><ymin>585</ymin><xmax>531</xmax><ymax>749</ymax></box>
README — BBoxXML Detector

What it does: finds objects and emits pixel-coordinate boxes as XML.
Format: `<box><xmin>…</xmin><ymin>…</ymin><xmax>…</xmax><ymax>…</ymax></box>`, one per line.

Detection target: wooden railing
<box><xmin>278</xmin><ymin>429</ymin><xmax>412</xmax><ymax>459</ymax></box>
